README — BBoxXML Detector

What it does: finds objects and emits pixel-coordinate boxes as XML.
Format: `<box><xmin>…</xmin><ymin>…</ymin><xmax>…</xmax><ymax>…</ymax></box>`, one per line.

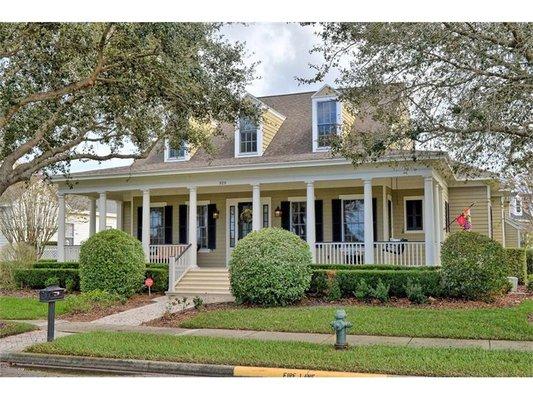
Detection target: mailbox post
<box><xmin>39</xmin><ymin>286</ymin><xmax>66</xmax><ymax>342</ymax></box>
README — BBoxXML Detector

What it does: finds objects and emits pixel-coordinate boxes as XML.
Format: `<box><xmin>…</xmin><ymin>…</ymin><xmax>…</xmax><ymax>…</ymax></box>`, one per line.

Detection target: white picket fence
<box><xmin>315</xmin><ymin>241</ymin><xmax>427</xmax><ymax>266</ymax></box>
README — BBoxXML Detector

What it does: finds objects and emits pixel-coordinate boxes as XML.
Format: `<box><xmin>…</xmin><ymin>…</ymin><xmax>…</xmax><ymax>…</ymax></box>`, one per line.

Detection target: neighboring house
<box><xmin>52</xmin><ymin>85</ymin><xmax>520</xmax><ymax>296</ymax></box>
<box><xmin>504</xmin><ymin>192</ymin><xmax>531</xmax><ymax>247</ymax></box>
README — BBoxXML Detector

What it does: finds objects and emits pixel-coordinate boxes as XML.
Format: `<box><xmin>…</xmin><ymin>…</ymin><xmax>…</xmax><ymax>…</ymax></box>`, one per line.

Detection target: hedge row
<box><xmin>504</xmin><ymin>248</ymin><xmax>528</xmax><ymax>284</ymax></box>
<box><xmin>14</xmin><ymin>268</ymin><xmax>168</xmax><ymax>293</ymax></box>
<box><xmin>311</xmin><ymin>264</ymin><xmax>436</xmax><ymax>271</ymax></box>
<box><xmin>309</xmin><ymin>268</ymin><xmax>443</xmax><ymax>298</ymax></box>
<box><xmin>32</xmin><ymin>261</ymin><xmax>168</xmax><ymax>270</ymax></box>
<box><xmin>527</xmin><ymin>248</ymin><xmax>533</xmax><ymax>275</ymax></box>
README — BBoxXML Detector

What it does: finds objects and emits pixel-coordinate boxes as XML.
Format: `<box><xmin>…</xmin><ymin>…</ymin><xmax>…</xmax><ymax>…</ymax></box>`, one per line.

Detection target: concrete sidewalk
<box><xmin>52</xmin><ymin>321</ymin><xmax>533</xmax><ymax>352</ymax></box>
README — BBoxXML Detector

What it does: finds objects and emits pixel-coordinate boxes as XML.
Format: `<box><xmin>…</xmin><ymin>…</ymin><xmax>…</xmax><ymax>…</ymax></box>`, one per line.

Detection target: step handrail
<box><xmin>167</xmin><ymin>243</ymin><xmax>193</xmax><ymax>291</ymax></box>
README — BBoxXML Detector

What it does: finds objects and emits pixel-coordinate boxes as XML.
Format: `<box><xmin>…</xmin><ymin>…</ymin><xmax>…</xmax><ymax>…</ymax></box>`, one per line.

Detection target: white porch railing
<box><xmin>315</xmin><ymin>242</ymin><xmax>365</xmax><ymax>265</ymax></box>
<box><xmin>149</xmin><ymin>244</ymin><xmax>189</xmax><ymax>264</ymax></box>
<box><xmin>374</xmin><ymin>241</ymin><xmax>425</xmax><ymax>266</ymax></box>
<box><xmin>41</xmin><ymin>245</ymin><xmax>80</xmax><ymax>261</ymax></box>
<box><xmin>315</xmin><ymin>241</ymin><xmax>427</xmax><ymax>266</ymax></box>
<box><xmin>168</xmin><ymin>244</ymin><xmax>194</xmax><ymax>290</ymax></box>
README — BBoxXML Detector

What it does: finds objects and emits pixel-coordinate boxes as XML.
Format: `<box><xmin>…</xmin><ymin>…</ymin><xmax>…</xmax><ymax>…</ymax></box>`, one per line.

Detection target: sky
<box><xmin>69</xmin><ymin>23</ymin><xmax>337</xmax><ymax>172</ymax></box>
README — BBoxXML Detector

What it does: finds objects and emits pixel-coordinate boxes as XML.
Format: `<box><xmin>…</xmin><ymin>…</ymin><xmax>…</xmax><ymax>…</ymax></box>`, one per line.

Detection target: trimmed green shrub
<box><xmin>13</xmin><ymin>268</ymin><xmax>79</xmax><ymax>289</ymax></box>
<box><xmin>504</xmin><ymin>248</ymin><xmax>527</xmax><ymax>284</ymax></box>
<box><xmin>311</xmin><ymin>264</ymin><xmax>436</xmax><ymax>271</ymax></box>
<box><xmin>65</xmin><ymin>277</ymin><xmax>76</xmax><ymax>293</ymax></box>
<box><xmin>370</xmin><ymin>279</ymin><xmax>390</xmax><ymax>302</ymax></box>
<box><xmin>404</xmin><ymin>279</ymin><xmax>428</xmax><ymax>304</ymax></box>
<box><xmin>527</xmin><ymin>275</ymin><xmax>533</xmax><ymax>292</ymax></box>
<box><xmin>44</xmin><ymin>276</ymin><xmax>60</xmax><ymax>287</ymax></box>
<box><xmin>229</xmin><ymin>228</ymin><xmax>312</xmax><ymax>306</ymax></box>
<box><xmin>144</xmin><ymin>268</ymin><xmax>168</xmax><ymax>293</ymax></box>
<box><xmin>33</xmin><ymin>261</ymin><xmax>80</xmax><ymax>269</ymax></box>
<box><xmin>309</xmin><ymin>270</ymin><xmax>329</xmax><ymax>296</ymax></box>
<box><xmin>441</xmin><ymin>231</ymin><xmax>507</xmax><ymax>300</ymax></box>
<box><xmin>79</xmin><ymin>229</ymin><xmax>145</xmax><ymax>297</ymax></box>
<box><xmin>354</xmin><ymin>279</ymin><xmax>371</xmax><ymax>301</ymax></box>
<box><xmin>527</xmin><ymin>249</ymin><xmax>533</xmax><ymax>274</ymax></box>
<box><xmin>326</xmin><ymin>278</ymin><xmax>342</xmax><ymax>301</ymax></box>
<box><xmin>37</xmin><ymin>259</ymin><xmax>56</xmax><ymax>263</ymax></box>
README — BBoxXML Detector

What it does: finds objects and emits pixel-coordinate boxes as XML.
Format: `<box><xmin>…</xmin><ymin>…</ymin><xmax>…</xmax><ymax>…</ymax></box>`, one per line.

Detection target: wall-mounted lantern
<box><xmin>274</xmin><ymin>206</ymin><xmax>282</xmax><ymax>218</ymax></box>
<box><xmin>212</xmin><ymin>209</ymin><xmax>220</xmax><ymax>219</ymax></box>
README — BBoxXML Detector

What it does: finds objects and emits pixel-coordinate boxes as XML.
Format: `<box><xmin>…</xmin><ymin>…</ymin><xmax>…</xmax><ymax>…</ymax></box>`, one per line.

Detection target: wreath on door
<box><xmin>240</xmin><ymin>207</ymin><xmax>253</xmax><ymax>223</ymax></box>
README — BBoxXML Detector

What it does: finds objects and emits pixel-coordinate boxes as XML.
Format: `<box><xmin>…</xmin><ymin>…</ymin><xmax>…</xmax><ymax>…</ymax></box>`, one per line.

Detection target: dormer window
<box><xmin>235</xmin><ymin>117</ymin><xmax>263</xmax><ymax>157</ymax></box>
<box><xmin>165</xmin><ymin>140</ymin><xmax>189</xmax><ymax>162</ymax></box>
<box><xmin>312</xmin><ymin>94</ymin><xmax>341</xmax><ymax>152</ymax></box>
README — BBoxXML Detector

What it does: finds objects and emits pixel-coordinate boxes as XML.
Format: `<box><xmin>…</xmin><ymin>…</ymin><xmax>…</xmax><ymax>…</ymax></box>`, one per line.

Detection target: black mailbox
<box><xmin>39</xmin><ymin>286</ymin><xmax>66</xmax><ymax>303</ymax></box>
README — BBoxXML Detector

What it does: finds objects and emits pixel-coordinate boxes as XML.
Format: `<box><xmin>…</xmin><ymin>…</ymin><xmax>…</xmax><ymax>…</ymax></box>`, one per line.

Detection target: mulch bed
<box><xmin>0</xmin><ymin>289</ymin><xmax>38</xmax><ymax>298</ymax></box>
<box><xmin>61</xmin><ymin>294</ymin><xmax>161</xmax><ymax>322</ymax></box>
<box><xmin>146</xmin><ymin>289</ymin><xmax>532</xmax><ymax>328</ymax></box>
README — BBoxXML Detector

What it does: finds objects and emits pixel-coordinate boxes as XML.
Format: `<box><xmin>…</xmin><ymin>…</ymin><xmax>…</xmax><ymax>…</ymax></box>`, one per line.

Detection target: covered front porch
<box><xmin>56</xmin><ymin>171</ymin><xmax>447</xmax><ymax>275</ymax></box>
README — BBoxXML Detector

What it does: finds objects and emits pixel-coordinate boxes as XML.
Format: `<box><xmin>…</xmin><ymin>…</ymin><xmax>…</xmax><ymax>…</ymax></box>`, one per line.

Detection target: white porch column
<box><xmin>142</xmin><ymin>189</ymin><xmax>150</xmax><ymax>262</ymax></box>
<box><xmin>433</xmin><ymin>182</ymin><xmax>442</xmax><ymax>265</ymax></box>
<box><xmin>363</xmin><ymin>178</ymin><xmax>374</xmax><ymax>264</ymax></box>
<box><xmin>89</xmin><ymin>197</ymin><xmax>96</xmax><ymax>237</ymax></box>
<box><xmin>188</xmin><ymin>186</ymin><xmax>198</xmax><ymax>267</ymax></box>
<box><xmin>424</xmin><ymin>177</ymin><xmax>436</xmax><ymax>265</ymax></box>
<box><xmin>98</xmin><ymin>191</ymin><xmax>107</xmax><ymax>232</ymax></box>
<box><xmin>57</xmin><ymin>193</ymin><xmax>66</xmax><ymax>262</ymax></box>
<box><xmin>116</xmin><ymin>200</ymin><xmax>123</xmax><ymax>231</ymax></box>
<box><xmin>252</xmin><ymin>183</ymin><xmax>261</xmax><ymax>232</ymax></box>
<box><xmin>306</xmin><ymin>181</ymin><xmax>316</xmax><ymax>262</ymax></box>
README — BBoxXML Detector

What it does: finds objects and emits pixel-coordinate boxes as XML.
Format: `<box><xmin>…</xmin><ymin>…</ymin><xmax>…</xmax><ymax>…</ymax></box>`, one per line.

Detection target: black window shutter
<box><xmin>207</xmin><ymin>204</ymin><xmax>217</xmax><ymax>250</ymax></box>
<box><xmin>372</xmin><ymin>198</ymin><xmax>377</xmax><ymax>241</ymax></box>
<box><xmin>332</xmin><ymin>199</ymin><xmax>342</xmax><ymax>242</ymax></box>
<box><xmin>280</xmin><ymin>201</ymin><xmax>290</xmax><ymax>230</ymax></box>
<box><xmin>315</xmin><ymin>200</ymin><xmax>323</xmax><ymax>243</ymax></box>
<box><xmin>178</xmin><ymin>204</ymin><xmax>188</xmax><ymax>244</ymax></box>
<box><xmin>137</xmin><ymin>207</ymin><xmax>143</xmax><ymax>241</ymax></box>
<box><xmin>164</xmin><ymin>205</ymin><xmax>173</xmax><ymax>244</ymax></box>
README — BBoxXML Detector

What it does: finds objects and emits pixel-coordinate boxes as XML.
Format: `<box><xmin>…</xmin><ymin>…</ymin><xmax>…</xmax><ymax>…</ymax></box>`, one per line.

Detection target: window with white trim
<box><xmin>239</xmin><ymin>117</ymin><xmax>258</xmax><ymax>154</ymax></box>
<box><xmin>197</xmin><ymin>205</ymin><xmax>208</xmax><ymax>249</ymax></box>
<box><xmin>513</xmin><ymin>198</ymin><xmax>522</xmax><ymax>216</ymax></box>
<box><xmin>290</xmin><ymin>201</ymin><xmax>306</xmax><ymax>240</ymax></box>
<box><xmin>65</xmin><ymin>223</ymin><xmax>74</xmax><ymax>246</ymax></box>
<box><xmin>165</xmin><ymin>140</ymin><xmax>189</xmax><ymax>161</ymax></box>
<box><xmin>405</xmin><ymin>198</ymin><xmax>423</xmax><ymax>231</ymax></box>
<box><xmin>316</xmin><ymin>100</ymin><xmax>338</xmax><ymax>148</ymax></box>
<box><xmin>342</xmin><ymin>199</ymin><xmax>364</xmax><ymax>242</ymax></box>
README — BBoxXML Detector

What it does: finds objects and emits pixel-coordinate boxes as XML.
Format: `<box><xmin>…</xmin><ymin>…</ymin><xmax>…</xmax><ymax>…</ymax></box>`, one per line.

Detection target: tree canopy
<box><xmin>302</xmin><ymin>23</ymin><xmax>532</xmax><ymax>176</ymax></box>
<box><xmin>0</xmin><ymin>23</ymin><xmax>256</xmax><ymax>195</ymax></box>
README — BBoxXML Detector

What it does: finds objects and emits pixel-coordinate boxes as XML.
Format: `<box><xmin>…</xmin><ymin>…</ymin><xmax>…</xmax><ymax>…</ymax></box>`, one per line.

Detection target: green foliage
<box><xmin>404</xmin><ymin>279</ymin><xmax>428</xmax><ymax>304</ymax></box>
<box><xmin>527</xmin><ymin>275</ymin><xmax>533</xmax><ymax>292</ymax></box>
<box><xmin>311</xmin><ymin>264</ymin><xmax>435</xmax><ymax>271</ymax></box>
<box><xmin>64</xmin><ymin>277</ymin><xmax>76</xmax><ymax>293</ymax></box>
<box><xmin>0</xmin><ymin>321</ymin><xmax>37</xmax><ymax>338</ymax></box>
<box><xmin>441</xmin><ymin>231</ymin><xmax>508</xmax><ymax>300</ymax></box>
<box><xmin>79</xmin><ymin>230</ymin><xmax>145</xmax><ymax>297</ymax></box>
<box><xmin>326</xmin><ymin>278</ymin><xmax>342</xmax><ymax>301</ymax></box>
<box><xmin>144</xmin><ymin>268</ymin><xmax>168</xmax><ymax>293</ymax></box>
<box><xmin>192</xmin><ymin>296</ymin><xmax>204</xmax><ymax>310</ymax></box>
<box><xmin>353</xmin><ymin>279</ymin><xmax>371</xmax><ymax>301</ymax></box>
<box><xmin>229</xmin><ymin>228</ymin><xmax>312</xmax><ymax>306</ymax></box>
<box><xmin>504</xmin><ymin>248</ymin><xmax>527</xmax><ymax>284</ymax></box>
<box><xmin>33</xmin><ymin>262</ymin><xmax>79</xmax><ymax>269</ymax></box>
<box><xmin>370</xmin><ymin>279</ymin><xmax>390</xmax><ymax>302</ymax></box>
<box><xmin>38</xmin><ymin>259</ymin><xmax>56</xmax><ymax>263</ymax></box>
<box><xmin>13</xmin><ymin>268</ymin><xmax>79</xmax><ymax>289</ymax></box>
<box><xmin>527</xmin><ymin>249</ymin><xmax>533</xmax><ymax>274</ymax></box>
<box><xmin>44</xmin><ymin>276</ymin><xmax>60</xmax><ymax>287</ymax></box>
<box><xmin>0</xmin><ymin>23</ymin><xmax>256</xmax><ymax>192</ymax></box>
<box><xmin>309</xmin><ymin>270</ymin><xmax>329</xmax><ymax>296</ymax></box>
<box><xmin>62</xmin><ymin>290</ymin><xmax>125</xmax><ymax>314</ymax></box>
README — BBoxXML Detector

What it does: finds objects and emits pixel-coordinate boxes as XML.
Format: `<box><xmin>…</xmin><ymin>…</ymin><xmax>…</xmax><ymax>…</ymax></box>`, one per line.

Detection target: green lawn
<box><xmin>27</xmin><ymin>331</ymin><xmax>533</xmax><ymax>377</ymax></box>
<box><xmin>180</xmin><ymin>300</ymin><xmax>533</xmax><ymax>341</ymax></box>
<box><xmin>0</xmin><ymin>296</ymin><xmax>70</xmax><ymax>320</ymax></box>
<box><xmin>0</xmin><ymin>321</ymin><xmax>37</xmax><ymax>338</ymax></box>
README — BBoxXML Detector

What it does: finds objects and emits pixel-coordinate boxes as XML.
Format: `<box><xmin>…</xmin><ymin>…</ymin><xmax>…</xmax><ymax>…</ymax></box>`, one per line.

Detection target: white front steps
<box><xmin>169</xmin><ymin>268</ymin><xmax>233</xmax><ymax>300</ymax></box>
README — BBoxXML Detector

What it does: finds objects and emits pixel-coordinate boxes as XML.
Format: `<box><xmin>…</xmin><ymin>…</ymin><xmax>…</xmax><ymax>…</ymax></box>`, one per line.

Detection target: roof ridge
<box><xmin>257</xmin><ymin>90</ymin><xmax>316</xmax><ymax>99</ymax></box>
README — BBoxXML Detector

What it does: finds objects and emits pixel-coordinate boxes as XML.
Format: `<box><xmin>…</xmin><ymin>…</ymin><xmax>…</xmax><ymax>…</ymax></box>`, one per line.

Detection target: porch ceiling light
<box><xmin>274</xmin><ymin>206</ymin><xmax>282</xmax><ymax>217</ymax></box>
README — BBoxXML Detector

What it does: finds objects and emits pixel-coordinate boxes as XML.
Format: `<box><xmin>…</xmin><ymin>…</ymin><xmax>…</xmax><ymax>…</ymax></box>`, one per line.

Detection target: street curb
<box><xmin>1</xmin><ymin>352</ymin><xmax>388</xmax><ymax>377</ymax></box>
<box><xmin>0</xmin><ymin>352</ymin><xmax>234</xmax><ymax>377</ymax></box>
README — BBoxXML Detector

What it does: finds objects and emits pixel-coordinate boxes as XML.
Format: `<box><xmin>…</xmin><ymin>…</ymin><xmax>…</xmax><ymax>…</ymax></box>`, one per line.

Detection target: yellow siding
<box><xmin>261</xmin><ymin>109</ymin><xmax>285</xmax><ymax>153</ymax></box>
<box><xmin>123</xmin><ymin>201</ymin><xmax>131</xmax><ymax>233</ymax></box>
<box><xmin>448</xmin><ymin>186</ymin><xmax>490</xmax><ymax>236</ymax></box>
<box><xmin>505</xmin><ymin>221</ymin><xmax>520</xmax><ymax>247</ymax></box>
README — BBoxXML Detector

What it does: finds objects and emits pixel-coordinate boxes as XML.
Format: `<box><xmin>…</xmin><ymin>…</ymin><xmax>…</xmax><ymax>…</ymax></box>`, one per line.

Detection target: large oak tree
<box><xmin>0</xmin><ymin>23</ymin><xmax>255</xmax><ymax>195</ymax></box>
<box><xmin>303</xmin><ymin>23</ymin><xmax>532</xmax><ymax>176</ymax></box>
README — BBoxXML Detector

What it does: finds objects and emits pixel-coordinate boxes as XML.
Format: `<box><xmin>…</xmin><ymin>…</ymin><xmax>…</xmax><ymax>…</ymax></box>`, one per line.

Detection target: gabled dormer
<box><xmin>235</xmin><ymin>94</ymin><xmax>285</xmax><ymax>158</ymax></box>
<box><xmin>311</xmin><ymin>85</ymin><xmax>343</xmax><ymax>152</ymax></box>
<box><xmin>164</xmin><ymin>140</ymin><xmax>191</xmax><ymax>162</ymax></box>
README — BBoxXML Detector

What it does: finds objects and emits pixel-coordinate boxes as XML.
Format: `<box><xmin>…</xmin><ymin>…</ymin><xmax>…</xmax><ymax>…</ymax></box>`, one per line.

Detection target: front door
<box><xmin>226</xmin><ymin>197</ymin><xmax>271</xmax><ymax>266</ymax></box>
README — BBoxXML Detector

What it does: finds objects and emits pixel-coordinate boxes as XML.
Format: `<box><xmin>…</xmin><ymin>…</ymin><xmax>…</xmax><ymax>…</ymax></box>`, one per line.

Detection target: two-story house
<box><xmin>52</xmin><ymin>85</ymin><xmax>517</xmax><ymax>297</ymax></box>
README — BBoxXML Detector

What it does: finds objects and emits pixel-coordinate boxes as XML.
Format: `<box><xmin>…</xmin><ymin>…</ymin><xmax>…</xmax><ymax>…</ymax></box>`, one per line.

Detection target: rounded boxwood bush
<box><xmin>79</xmin><ymin>229</ymin><xmax>145</xmax><ymax>297</ymax></box>
<box><xmin>229</xmin><ymin>227</ymin><xmax>312</xmax><ymax>306</ymax></box>
<box><xmin>441</xmin><ymin>231</ymin><xmax>508</xmax><ymax>301</ymax></box>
